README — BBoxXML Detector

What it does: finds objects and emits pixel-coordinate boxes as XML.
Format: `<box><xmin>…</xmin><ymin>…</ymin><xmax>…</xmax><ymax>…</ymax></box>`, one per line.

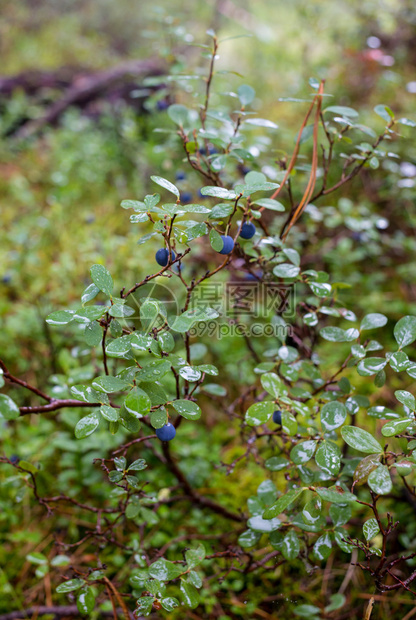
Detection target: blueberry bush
<box><xmin>1</xmin><ymin>21</ymin><xmax>416</xmax><ymax>620</ymax></box>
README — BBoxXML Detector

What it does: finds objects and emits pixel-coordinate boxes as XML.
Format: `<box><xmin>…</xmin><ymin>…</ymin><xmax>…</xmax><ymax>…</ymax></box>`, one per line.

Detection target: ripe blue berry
<box><xmin>219</xmin><ymin>235</ymin><xmax>234</xmax><ymax>255</ymax></box>
<box><xmin>156</xmin><ymin>423</ymin><xmax>176</xmax><ymax>441</ymax></box>
<box><xmin>181</xmin><ymin>192</ymin><xmax>192</xmax><ymax>204</ymax></box>
<box><xmin>273</xmin><ymin>410</ymin><xmax>282</xmax><ymax>425</ymax></box>
<box><xmin>239</xmin><ymin>222</ymin><xmax>256</xmax><ymax>240</ymax></box>
<box><xmin>156</xmin><ymin>100</ymin><xmax>169</xmax><ymax>111</ymax></box>
<box><xmin>155</xmin><ymin>248</ymin><xmax>175</xmax><ymax>267</ymax></box>
<box><xmin>175</xmin><ymin>171</ymin><xmax>186</xmax><ymax>181</ymax></box>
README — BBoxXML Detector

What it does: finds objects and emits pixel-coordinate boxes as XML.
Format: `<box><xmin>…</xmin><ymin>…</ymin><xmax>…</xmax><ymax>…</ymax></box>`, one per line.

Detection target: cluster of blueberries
<box><xmin>153</xmin><ymin>202</ymin><xmax>263</xmax><ymax>442</ymax></box>
<box><xmin>155</xmin><ymin>221</ymin><xmax>256</xmax><ymax>267</ymax></box>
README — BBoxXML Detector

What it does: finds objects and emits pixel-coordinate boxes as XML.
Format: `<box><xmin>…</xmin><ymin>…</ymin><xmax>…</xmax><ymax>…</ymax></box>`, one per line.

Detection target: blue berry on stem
<box><xmin>155</xmin><ymin>248</ymin><xmax>175</xmax><ymax>267</ymax></box>
<box><xmin>219</xmin><ymin>235</ymin><xmax>234</xmax><ymax>255</ymax></box>
<box><xmin>273</xmin><ymin>410</ymin><xmax>282</xmax><ymax>425</ymax></box>
<box><xmin>156</xmin><ymin>423</ymin><xmax>176</xmax><ymax>441</ymax></box>
<box><xmin>239</xmin><ymin>222</ymin><xmax>256</xmax><ymax>240</ymax></box>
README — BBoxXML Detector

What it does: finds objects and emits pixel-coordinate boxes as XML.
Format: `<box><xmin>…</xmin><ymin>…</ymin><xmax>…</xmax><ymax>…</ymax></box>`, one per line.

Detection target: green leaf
<box><xmin>136</xmin><ymin>360</ymin><xmax>172</xmax><ymax>382</ymax></box>
<box><xmin>282</xmin><ymin>248</ymin><xmax>300</xmax><ymax>266</ymax></box>
<box><xmin>263</xmin><ymin>488</ymin><xmax>304</xmax><ymax>519</ymax></box>
<box><xmin>396</xmin><ymin>461</ymin><xmax>414</xmax><ymax>476</ymax></box>
<box><xmin>26</xmin><ymin>552</ymin><xmax>48</xmax><ymax>565</ymax></box>
<box><xmin>282</xmin><ymin>530</ymin><xmax>300</xmax><ymax>560</ymax></box>
<box><xmin>238</xmin><ymin>529</ymin><xmax>261</xmax><ymax>548</ymax></box>
<box><xmin>394</xmin><ymin>316</ymin><xmax>416</xmax><ymax>349</ymax></box>
<box><xmin>281</xmin><ymin>411</ymin><xmax>297</xmax><ymax>435</ymax></box>
<box><xmin>180</xmin><ymin>580</ymin><xmax>200</xmax><ymax>609</ymax></box>
<box><xmin>172</xmin><ymin>400</ymin><xmax>201</xmax><ymax>420</ymax></box>
<box><xmin>244</xmin><ymin>117</ymin><xmax>278</xmax><ymax>129</ymax></box>
<box><xmin>273</xmin><ymin>263</ymin><xmax>300</xmax><ymax>278</ymax></box>
<box><xmin>368</xmin><ymin>464</ymin><xmax>392</xmax><ymax>495</ymax></box>
<box><xmin>99</xmin><ymin>405</ymin><xmax>119</xmax><ymax>422</ymax></box>
<box><xmin>209</xmin><ymin>228</ymin><xmax>223</xmax><ymax>252</ymax></box>
<box><xmin>353</xmin><ymin>454</ymin><xmax>382</xmax><ymax>486</ymax></box>
<box><xmin>81</xmin><ymin>283</ymin><xmax>100</xmax><ymax>304</ymax></box>
<box><xmin>357</xmin><ymin>357</ymin><xmax>387</xmax><ymax>376</ymax></box>
<box><xmin>128</xmin><ymin>459</ymin><xmax>147</xmax><ymax>471</ymax></box>
<box><xmin>329</xmin><ymin>504</ymin><xmax>352</xmax><ymax>527</ymax></box>
<box><xmin>395</xmin><ymin>389</ymin><xmax>415</xmax><ymax>410</ymax></box>
<box><xmin>106</xmin><ymin>335</ymin><xmax>132</xmax><ymax>358</ymax></box>
<box><xmin>168</xmin><ymin>104</ymin><xmax>191</xmax><ymax>126</ymax></box>
<box><xmin>197</xmin><ymin>364</ymin><xmax>218</xmax><ymax>376</ymax></box>
<box><xmin>161</xmin><ymin>598</ymin><xmax>180</xmax><ymax>612</ymax></box>
<box><xmin>179</xmin><ymin>366</ymin><xmax>202</xmax><ymax>382</ymax></box>
<box><xmin>50</xmin><ymin>555</ymin><xmax>70</xmax><ymax>567</ymax></box>
<box><xmin>381</xmin><ymin>418</ymin><xmax>410</xmax><ymax>437</ymax></box>
<box><xmin>309</xmin><ymin>281</ymin><xmax>331</xmax><ymax>297</ymax></box>
<box><xmin>389</xmin><ymin>352</ymin><xmax>409</xmax><ymax>372</ymax></box>
<box><xmin>150</xmin><ymin>175</ymin><xmax>180</xmax><ymax>198</ymax></box>
<box><xmin>135</xmin><ymin>597</ymin><xmax>153</xmax><ymax>616</ymax></box>
<box><xmin>108</xmin><ymin>300</ymin><xmax>134</xmax><ymax>318</ymax></box>
<box><xmin>260</xmin><ymin>372</ymin><xmax>283</xmax><ymax>398</ymax></box>
<box><xmin>324</xmin><ymin>106</ymin><xmax>359</xmax><ymax>117</ymax></box>
<box><xmin>245</xmin><ymin>401</ymin><xmax>275</xmax><ymax>426</ymax></box>
<box><xmin>320</xmin><ymin>401</ymin><xmax>347</xmax><ymax>431</ymax></box>
<box><xmin>149</xmin><ymin>559</ymin><xmax>183</xmax><ymax>581</ymax></box>
<box><xmin>294</xmin><ymin>604</ymin><xmax>321</xmax><ymax>617</ymax></box>
<box><xmin>324</xmin><ymin>593</ymin><xmax>346</xmax><ymax>613</ymax></box>
<box><xmin>341</xmin><ymin>426</ymin><xmax>383</xmax><ymax>454</ymax></box>
<box><xmin>398</xmin><ymin>117</ymin><xmax>416</xmax><ymax>127</ymax></box>
<box><xmin>360</xmin><ymin>313</ymin><xmax>388</xmax><ymax>331</ymax></box>
<box><xmin>84</xmin><ymin>321</ymin><xmax>102</xmax><ymax>346</ymax></box>
<box><xmin>316</xmin><ymin>486</ymin><xmax>357</xmax><ymax>504</ymax></box>
<box><xmin>315</xmin><ymin>441</ymin><xmax>341</xmax><ymax>476</ymax></box>
<box><xmin>334</xmin><ymin>529</ymin><xmax>353</xmax><ymax>553</ymax></box>
<box><xmin>90</xmin><ymin>264</ymin><xmax>113</xmax><ymax>297</ymax></box>
<box><xmin>150</xmin><ymin>408</ymin><xmax>168</xmax><ymax>429</ymax></box>
<box><xmin>92</xmin><ymin>376</ymin><xmax>130</xmax><ymax>393</ymax></box>
<box><xmin>320</xmin><ymin>327</ymin><xmax>359</xmax><ymax>342</ymax></box>
<box><xmin>185</xmin><ymin>543</ymin><xmax>206</xmax><ymax>569</ymax></box>
<box><xmin>73</xmin><ymin>306</ymin><xmax>107</xmax><ymax>323</ymax></box>
<box><xmin>302</xmin><ymin>500</ymin><xmax>322</xmax><ymax>528</ymax></box>
<box><xmin>363</xmin><ymin>518</ymin><xmax>380</xmax><ymax>541</ymax></box>
<box><xmin>74</xmin><ymin>411</ymin><xmax>100</xmax><ymax>439</ymax></box>
<box><xmin>313</xmin><ymin>532</ymin><xmax>332</xmax><ymax>561</ymax></box>
<box><xmin>77</xmin><ymin>587</ymin><xmax>95</xmax><ymax>615</ymax></box>
<box><xmin>374</xmin><ymin>104</ymin><xmax>394</xmax><ymax>122</ymax></box>
<box><xmin>56</xmin><ymin>579</ymin><xmax>84</xmax><ymax>593</ymax></box>
<box><xmin>182</xmin><ymin>222</ymin><xmax>208</xmax><ymax>242</ymax></box>
<box><xmin>235</xmin><ymin>181</ymin><xmax>279</xmax><ymax>195</ymax></box>
<box><xmin>46</xmin><ymin>310</ymin><xmax>74</xmax><ymax>325</ymax></box>
<box><xmin>238</xmin><ymin>84</ymin><xmax>255</xmax><ymax>106</ymax></box>
<box><xmin>17</xmin><ymin>460</ymin><xmax>38</xmax><ymax>474</ymax></box>
<box><xmin>0</xmin><ymin>394</ymin><xmax>20</xmax><ymax>420</ymax></box>
<box><xmin>265</xmin><ymin>456</ymin><xmax>289</xmax><ymax>472</ymax></box>
<box><xmin>257</xmin><ymin>479</ymin><xmax>278</xmax><ymax>506</ymax></box>
<box><xmin>252</xmin><ymin>198</ymin><xmax>285</xmax><ymax>211</ymax></box>
<box><xmin>124</xmin><ymin>388</ymin><xmax>151</xmax><ymax>418</ymax></box>
<box><xmin>200</xmin><ymin>186</ymin><xmax>237</xmax><ymax>200</ymax></box>
<box><xmin>290</xmin><ymin>440</ymin><xmax>317</xmax><ymax>465</ymax></box>
<box><xmin>70</xmin><ymin>385</ymin><xmax>108</xmax><ymax>404</ymax></box>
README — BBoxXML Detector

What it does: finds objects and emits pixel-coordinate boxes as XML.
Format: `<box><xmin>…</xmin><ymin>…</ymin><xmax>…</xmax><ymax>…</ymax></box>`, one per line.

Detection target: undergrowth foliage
<box><xmin>1</xmin><ymin>31</ymin><xmax>416</xmax><ymax>619</ymax></box>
